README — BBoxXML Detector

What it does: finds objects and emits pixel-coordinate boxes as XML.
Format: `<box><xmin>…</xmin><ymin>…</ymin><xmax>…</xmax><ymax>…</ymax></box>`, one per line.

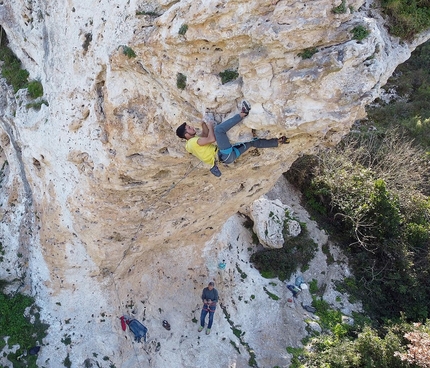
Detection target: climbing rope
<box><xmin>108</xmin><ymin>273</ymin><xmax>144</xmax><ymax>368</ymax></box>
<box><xmin>107</xmin><ymin>159</ymin><xmax>203</xmax><ymax>366</ymax></box>
<box><xmin>158</xmin><ymin>161</ymin><xmax>202</xmax><ymax>199</ymax></box>
<box><xmin>111</xmin><ymin>159</ymin><xmax>202</xmax><ymax>274</ymax></box>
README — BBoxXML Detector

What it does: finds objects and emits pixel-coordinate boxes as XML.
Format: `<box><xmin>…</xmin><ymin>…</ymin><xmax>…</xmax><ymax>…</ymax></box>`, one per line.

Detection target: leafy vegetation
<box><xmin>136</xmin><ymin>10</ymin><xmax>160</xmax><ymax>17</ymax></box>
<box><xmin>283</xmin><ymin>38</ymin><xmax>430</xmax><ymax>367</ymax></box>
<box><xmin>176</xmin><ymin>72</ymin><xmax>187</xmax><ymax>90</ymax></box>
<box><xmin>367</xmin><ymin>40</ymin><xmax>430</xmax><ymax>150</ymax></box>
<box><xmin>0</xmin><ymin>28</ymin><xmax>45</xmax><ymax>102</ymax></box>
<box><xmin>219</xmin><ymin>69</ymin><xmax>239</xmax><ymax>84</ymax></box>
<box><xmin>263</xmin><ymin>287</ymin><xmax>280</xmax><ymax>300</ymax></box>
<box><xmin>351</xmin><ymin>25</ymin><xmax>370</xmax><ymax>41</ymax></box>
<box><xmin>288</xmin><ymin>129</ymin><xmax>430</xmax><ymax>321</ymax></box>
<box><xmin>0</xmin><ymin>41</ymin><xmax>29</xmax><ymax>92</ymax></box>
<box><xmin>121</xmin><ymin>45</ymin><xmax>136</xmax><ymax>58</ymax></box>
<box><xmin>380</xmin><ymin>0</ymin><xmax>430</xmax><ymax>40</ymax></box>
<box><xmin>27</xmin><ymin>80</ymin><xmax>43</xmax><ymax>99</ymax></box>
<box><xmin>302</xmin><ymin>323</ymin><xmax>410</xmax><ymax>368</ymax></box>
<box><xmin>288</xmin><ymin>302</ymin><xmax>421</xmax><ymax>368</ymax></box>
<box><xmin>26</xmin><ymin>99</ymin><xmax>49</xmax><ymax>111</ymax></box>
<box><xmin>332</xmin><ymin>0</ymin><xmax>347</xmax><ymax>14</ymax></box>
<box><xmin>0</xmin><ymin>291</ymin><xmax>48</xmax><ymax>367</ymax></box>
<box><xmin>297</xmin><ymin>47</ymin><xmax>318</xmax><ymax>60</ymax></box>
<box><xmin>178</xmin><ymin>24</ymin><xmax>188</xmax><ymax>35</ymax></box>
<box><xmin>251</xmin><ymin>228</ymin><xmax>317</xmax><ymax>281</ymax></box>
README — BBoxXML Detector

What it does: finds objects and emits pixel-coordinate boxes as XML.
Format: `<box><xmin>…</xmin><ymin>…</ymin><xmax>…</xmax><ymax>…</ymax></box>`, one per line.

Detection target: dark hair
<box><xmin>176</xmin><ymin>122</ymin><xmax>187</xmax><ymax>139</ymax></box>
<box><xmin>208</xmin><ymin>282</ymin><xmax>214</xmax><ymax>286</ymax></box>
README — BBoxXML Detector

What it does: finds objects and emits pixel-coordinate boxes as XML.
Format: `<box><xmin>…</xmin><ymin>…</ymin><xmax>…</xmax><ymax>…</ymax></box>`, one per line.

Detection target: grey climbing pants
<box><xmin>215</xmin><ymin>114</ymin><xmax>278</xmax><ymax>164</ymax></box>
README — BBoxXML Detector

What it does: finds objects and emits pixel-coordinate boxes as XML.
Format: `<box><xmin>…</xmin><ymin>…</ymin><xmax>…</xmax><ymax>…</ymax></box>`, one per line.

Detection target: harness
<box><xmin>218</xmin><ymin>145</ymin><xmax>242</xmax><ymax>163</ymax></box>
<box><xmin>218</xmin><ymin>138</ymin><xmax>260</xmax><ymax>163</ymax></box>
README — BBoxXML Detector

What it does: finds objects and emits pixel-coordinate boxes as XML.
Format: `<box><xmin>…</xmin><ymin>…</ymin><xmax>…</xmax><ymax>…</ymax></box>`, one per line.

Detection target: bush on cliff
<box><xmin>381</xmin><ymin>0</ymin><xmax>430</xmax><ymax>40</ymax></box>
<box><xmin>0</xmin><ymin>291</ymin><xmax>48</xmax><ymax>367</ymax></box>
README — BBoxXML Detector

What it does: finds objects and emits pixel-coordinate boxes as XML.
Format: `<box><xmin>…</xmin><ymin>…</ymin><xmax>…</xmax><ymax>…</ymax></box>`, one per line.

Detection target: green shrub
<box><xmin>309</xmin><ymin>279</ymin><xmax>318</xmax><ymax>294</ymax></box>
<box><xmin>219</xmin><ymin>69</ymin><xmax>239</xmax><ymax>84</ymax></box>
<box><xmin>312</xmin><ymin>297</ymin><xmax>345</xmax><ymax>332</ymax></box>
<box><xmin>0</xmin><ymin>292</ymin><xmax>48</xmax><ymax>367</ymax></box>
<box><xmin>0</xmin><ymin>46</ymin><xmax>29</xmax><ymax>92</ymax></box>
<box><xmin>0</xmin><ymin>32</ymin><xmax>46</xmax><ymax>97</ymax></box>
<box><xmin>26</xmin><ymin>99</ymin><xmax>49</xmax><ymax>110</ymax></box>
<box><xmin>290</xmin><ymin>129</ymin><xmax>430</xmax><ymax>320</ymax></box>
<box><xmin>178</xmin><ymin>24</ymin><xmax>188</xmax><ymax>35</ymax></box>
<box><xmin>380</xmin><ymin>0</ymin><xmax>430</xmax><ymax>40</ymax></box>
<box><xmin>367</xmin><ymin>40</ymin><xmax>430</xmax><ymax>149</ymax></box>
<box><xmin>122</xmin><ymin>45</ymin><xmax>136</xmax><ymax>58</ymax></box>
<box><xmin>176</xmin><ymin>72</ymin><xmax>187</xmax><ymax>90</ymax></box>
<box><xmin>263</xmin><ymin>287</ymin><xmax>280</xmax><ymax>300</ymax></box>
<box><xmin>63</xmin><ymin>353</ymin><xmax>72</xmax><ymax>368</ymax></box>
<box><xmin>298</xmin><ymin>47</ymin><xmax>318</xmax><ymax>59</ymax></box>
<box><xmin>27</xmin><ymin>80</ymin><xmax>43</xmax><ymax>98</ymax></box>
<box><xmin>332</xmin><ymin>0</ymin><xmax>347</xmax><ymax>14</ymax></box>
<box><xmin>251</xmin><ymin>229</ymin><xmax>318</xmax><ymax>281</ymax></box>
<box><xmin>136</xmin><ymin>11</ymin><xmax>160</xmax><ymax>16</ymax></box>
<box><xmin>304</xmin><ymin>324</ymin><xmax>408</xmax><ymax>368</ymax></box>
<box><xmin>286</xmin><ymin>346</ymin><xmax>306</xmax><ymax>368</ymax></box>
<box><xmin>351</xmin><ymin>25</ymin><xmax>370</xmax><ymax>41</ymax></box>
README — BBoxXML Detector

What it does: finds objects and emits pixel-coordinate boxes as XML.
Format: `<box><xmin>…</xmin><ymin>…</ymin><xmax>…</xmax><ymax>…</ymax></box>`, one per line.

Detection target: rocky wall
<box><xmin>0</xmin><ymin>0</ymin><xmax>429</xmax><ymax>366</ymax></box>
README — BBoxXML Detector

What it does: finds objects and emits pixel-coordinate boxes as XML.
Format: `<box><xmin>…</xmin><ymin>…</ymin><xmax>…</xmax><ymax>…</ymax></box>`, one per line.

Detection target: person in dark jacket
<box><xmin>198</xmin><ymin>282</ymin><xmax>219</xmax><ymax>335</ymax></box>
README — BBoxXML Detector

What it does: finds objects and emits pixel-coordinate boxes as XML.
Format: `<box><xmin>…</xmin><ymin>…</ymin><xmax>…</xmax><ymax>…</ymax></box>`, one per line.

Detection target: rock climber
<box><xmin>198</xmin><ymin>281</ymin><xmax>219</xmax><ymax>335</ymax></box>
<box><xmin>175</xmin><ymin>101</ymin><xmax>289</xmax><ymax>177</ymax></box>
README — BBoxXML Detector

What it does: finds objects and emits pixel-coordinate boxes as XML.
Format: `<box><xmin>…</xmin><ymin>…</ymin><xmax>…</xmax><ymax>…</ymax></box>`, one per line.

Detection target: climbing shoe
<box><xmin>198</xmin><ymin>326</ymin><xmax>204</xmax><ymax>332</ymax></box>
<box><xmin>162</xmin><ymin>320</ymin><xmax>171</xmax><ymax>330</ymax></box>
<box><xmin>206</xmin><ymin>328</ymin><xmax>211</xmax><ymax>335</ymax></box>
<box><xmin>210</xmin><ymin>165</ymin><xmax>222</xmax><ymax>177</ymax></box>
<box><xmin>241</xmin><ymin>100</ymin><xmax>251</xmax><ymax>116</ymax></box>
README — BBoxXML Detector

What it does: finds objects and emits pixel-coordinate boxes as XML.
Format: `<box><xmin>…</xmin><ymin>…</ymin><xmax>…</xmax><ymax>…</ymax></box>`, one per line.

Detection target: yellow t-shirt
<box><xmin>186</xmin><ymin>137</ymin><xmax>217</xmax><ymax>167</ymax></box>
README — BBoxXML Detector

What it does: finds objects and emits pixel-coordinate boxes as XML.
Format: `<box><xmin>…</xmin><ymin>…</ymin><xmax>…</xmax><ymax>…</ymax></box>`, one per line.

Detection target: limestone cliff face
<box><xmin>0</xmin><ymin>0</ymin><xmax>429</xmax><ymax>366</ymax></box>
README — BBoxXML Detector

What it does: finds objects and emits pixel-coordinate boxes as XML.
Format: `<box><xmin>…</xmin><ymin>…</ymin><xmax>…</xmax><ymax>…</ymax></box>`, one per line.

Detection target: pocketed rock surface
<box><xmin>0</xmin><ymin>0</ymin><xmax>429</xmax><ymax>366</ymax></box>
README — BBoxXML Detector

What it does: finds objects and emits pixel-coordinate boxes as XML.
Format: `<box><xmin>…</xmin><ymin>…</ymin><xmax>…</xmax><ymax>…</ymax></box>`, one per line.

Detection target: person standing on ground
<box><xmin>198</xmin><ymin>281</ymin><xmax>219</xmax><ymax>335</ymax></box>
<box><xmin>176</xmin><ymin>101</ymin><xmax>289</xmax><ymax>177</ymax></box>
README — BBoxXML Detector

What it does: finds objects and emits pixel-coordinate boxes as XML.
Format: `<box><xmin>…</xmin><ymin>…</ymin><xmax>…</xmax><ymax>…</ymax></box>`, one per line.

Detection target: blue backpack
<box><xmin>124</xmin><ymin>317</ymin><xmax>147</xmax><ymax>343</ymax></box>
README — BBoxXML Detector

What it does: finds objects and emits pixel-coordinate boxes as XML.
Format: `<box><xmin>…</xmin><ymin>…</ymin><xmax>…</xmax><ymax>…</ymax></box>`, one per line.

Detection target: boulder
<box><xmin>250</xmin><ymin>197</ymin><xmax>301</xmax><ymax>248</ymax></box>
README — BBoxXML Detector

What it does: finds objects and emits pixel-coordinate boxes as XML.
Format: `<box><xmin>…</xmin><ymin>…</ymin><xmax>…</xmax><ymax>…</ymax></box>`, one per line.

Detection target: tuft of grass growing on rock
<box><xmin>136</xmin><ymin>10</ymin><xmax>160</xmax><ymax>16</ymax></box>
<box><xmin>0</xmin><ymin>30</ymin><xmax>46</xmax><ymax>99</ymax></box>
<box><xmin>332</xmin><ymin>0</ymin><xmax>347</xmax><ymax>14</ymax></box>
<box><xmin>178</xmin><ymin>24</ymin><xmax>188</xmax><ymax>35</ymax></box>
<box><xmin>309</xmin><ymin>279</ymin><xmax>318</xmax><ymax>294</ymax></box>
<box><xmin>263</xmin><ymin>287</ymin><xmax>280</xmax><ymax>300</ymax></box>
<box><xmin>176</xmin><ymin>72</ymin><xmax>187</xmax><ymax>90</ymax></box>
<box><xmin>63</xmin><ymin>353</ymin><xmax>72</xmax><ymax>368</ymax></box>
<box><xmin>219</xmin><ymin>69</ymin><xmax>239</xmax><ymax>84</ymax></box>
<box><xmin>298</xmin><ymin>47</ymin><xmax>318</xmax><ymax>59</ymax></box>
<box><xmin>230</xmin><ymin>339</ymin><xmax>240</xmax><ymax>353</ymax></box>
<box><xmin>351</xmin><ymin>25</ymin><xmax>370</xmax><ymax>41</ymax></box>
<box><xmin>121</xmin><ymin>45</ymin><xmax>136</xmax><ymax>58</ymax></box>
<box><xmin>0</xmin><ymin>44</ymin><xmax>29</xmax><ymax>92</ymax></box>
<box><xmin>27</xmin><ymin>80</ymin><xmax>43</xmax><ymax>98</ymax></box>
<box><xmin>221</xmin><ymin>304</ymin><xmax>258</xmax><ymax>367</ymax></box>
<box><xmin>26</xmin><ymin>99</ymin><xmax>49</xmax><ymax>111</ymax></box>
